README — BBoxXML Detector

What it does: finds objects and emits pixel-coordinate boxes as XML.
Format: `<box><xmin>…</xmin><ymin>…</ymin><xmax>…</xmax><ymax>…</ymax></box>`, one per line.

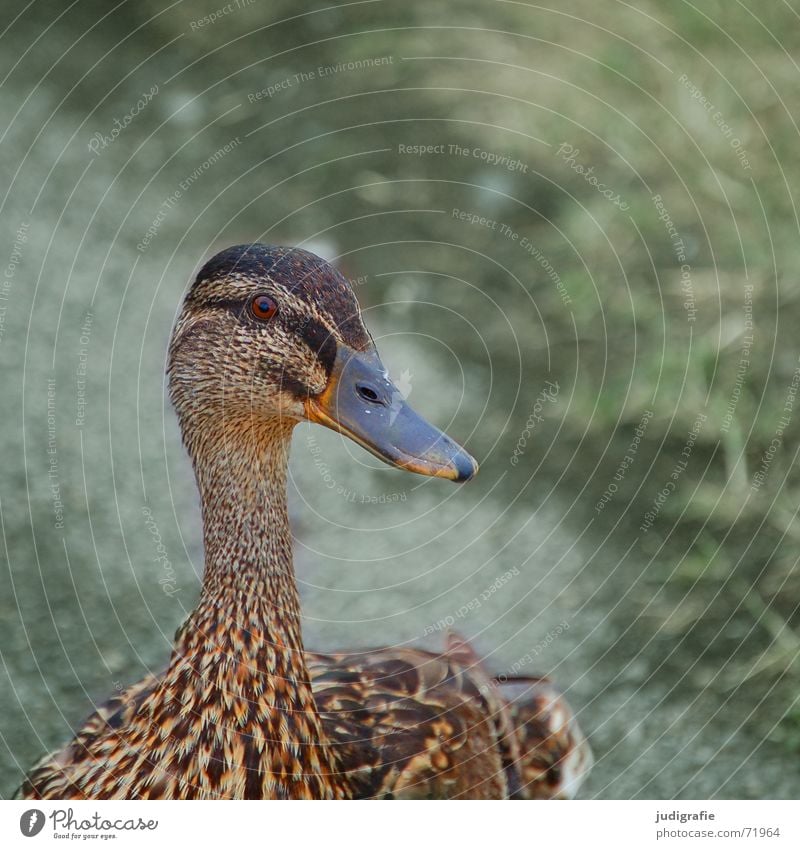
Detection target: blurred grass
<box><xmin>1</xmin><ymin>0</ymin><xmax>799</xmax><ymax>797</ymax></box>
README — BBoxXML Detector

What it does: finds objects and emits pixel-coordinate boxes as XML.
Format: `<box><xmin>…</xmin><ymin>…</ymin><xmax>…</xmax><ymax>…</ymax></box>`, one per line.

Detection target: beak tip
<box><xmin>453</xmin><ymin>453</ymin><xmax>479</xmax><ymax>483</ymax></box>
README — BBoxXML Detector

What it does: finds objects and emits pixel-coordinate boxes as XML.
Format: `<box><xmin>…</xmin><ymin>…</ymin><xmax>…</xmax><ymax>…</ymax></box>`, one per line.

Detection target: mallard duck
<box><xmin>20</xmin><ymin>244</ymin><xmax>591</xmax><ymax>799</ymax></box>
<box><xmin>306</xmin><ymin>635</ymin><xmax>592</xmax><ymax>799</ymax></box>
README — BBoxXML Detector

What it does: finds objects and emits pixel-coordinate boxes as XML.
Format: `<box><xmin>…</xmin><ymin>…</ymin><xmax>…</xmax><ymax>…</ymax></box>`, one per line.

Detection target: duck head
<box><xmin>168</xmin><ymin>243</ymin><xmax>478</xmax><ymax>482</ymax></box>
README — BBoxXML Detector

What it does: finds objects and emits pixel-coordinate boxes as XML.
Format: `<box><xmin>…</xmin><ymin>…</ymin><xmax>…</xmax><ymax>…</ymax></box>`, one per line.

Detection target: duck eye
<box><xmin>251</xmin><ymin>293</ymin><xmax>278</xmax><ymax>321</ymax></box>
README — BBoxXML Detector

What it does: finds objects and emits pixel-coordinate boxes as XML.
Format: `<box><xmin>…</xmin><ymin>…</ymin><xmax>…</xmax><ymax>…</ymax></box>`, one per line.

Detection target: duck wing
<box><xmin>17</xmin><ymin>672</ymin><xmax>161</xmax><ymax>799</ymax></box>
<box><xmin>308</xmin><ymin>646</ymin><xmax>509</xmax><ymax>798</ymax></box>
<box><xmin>309</xmin><ymin>634</ymin><xmax>592</xmax><ymax>800</ymax></box>
<box><xmin>494</xmin><ymin>676</ymin><xmax>594</xmax><ymax>799</ymax></box>
<box><xmin>19</xmin><ymin>642</ymin><xmax>591</xmax><ymax>800</ymax></box>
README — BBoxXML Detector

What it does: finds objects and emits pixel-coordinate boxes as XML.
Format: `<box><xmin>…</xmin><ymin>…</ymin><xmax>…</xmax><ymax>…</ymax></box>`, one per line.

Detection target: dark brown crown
<box><xmin>188</xmin><ymin>244</ymin><xmax>372</xmax><ymax>354</ymax></box>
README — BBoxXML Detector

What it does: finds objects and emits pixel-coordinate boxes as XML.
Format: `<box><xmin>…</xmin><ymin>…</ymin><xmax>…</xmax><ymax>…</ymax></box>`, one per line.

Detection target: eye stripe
<box><xmin>286</xmin><ymin>316</ymin><xmax>338</xmax><ymax>374</ymax></box>
<box><xmin>193</xmin><ymin>297</ymin><xmax>247</xmax><ymax>312</ymax></box>
<box><xmin>280</xmin><ymin>375</ymin><xmax>313</xmax><ymax>400</ymax></box>
<box><xmin>194</xmin><ymin>296</ymin><xmax>339</xmax><ymax>375</ymax></box>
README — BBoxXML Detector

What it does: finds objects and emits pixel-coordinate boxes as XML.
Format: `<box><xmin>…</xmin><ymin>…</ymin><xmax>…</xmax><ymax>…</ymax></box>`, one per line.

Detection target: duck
<box><xmin>306</xmin><ymin>635</ymin><xmax>593</xmax><ymax>798</ymax></box>
<box><xmin>19</xmin><ymin>244</ymin><xmax>592</xmax><ymax>799</ymax></box>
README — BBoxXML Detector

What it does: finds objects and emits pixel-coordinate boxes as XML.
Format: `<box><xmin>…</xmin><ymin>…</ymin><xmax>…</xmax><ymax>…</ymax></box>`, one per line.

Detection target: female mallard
<box><xmin>20</xmin><ymin>244</ymin><xmax>591</xmax><ymax>799</ymax></box>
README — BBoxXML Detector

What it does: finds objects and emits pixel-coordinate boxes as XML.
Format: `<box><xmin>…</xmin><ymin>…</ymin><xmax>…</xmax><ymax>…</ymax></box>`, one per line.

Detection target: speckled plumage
<box><xmin>306</xmin><ymin>639</ymin><xmax>592</xmax><ymax>799</ymax></box>
<box><xmin>20</xmin><ymin>245</ymin><xmax>591</xmax><ymax>799</ymax></box>
<box><xmin>20</xmin><ymin>641</ymin><xmax>590</xmax><ymax>800</ymax></box>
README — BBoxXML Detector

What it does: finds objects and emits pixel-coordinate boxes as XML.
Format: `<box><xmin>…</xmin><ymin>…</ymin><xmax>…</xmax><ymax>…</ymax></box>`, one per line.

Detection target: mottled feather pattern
<box><xmin>496</xmin><ymin>677</ymin><xmax>594</xmax><ymax>799</ymax></box>
<box><xmin>21</xmin><ymin>644</ymin><xmax>590</xmax><ymax>800</ymax></box>
<box><xmin>19</xmin><ymin>245</ymin><xmax>591</xmax><ymax>800</ymax></box>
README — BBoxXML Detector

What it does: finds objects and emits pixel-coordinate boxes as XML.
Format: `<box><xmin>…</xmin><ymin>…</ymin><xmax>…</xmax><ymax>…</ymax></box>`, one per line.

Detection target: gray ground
<box><xmin>1</xmin><ymin>2</ymin><xmax>798</xmax><ymax>799</ymax></box>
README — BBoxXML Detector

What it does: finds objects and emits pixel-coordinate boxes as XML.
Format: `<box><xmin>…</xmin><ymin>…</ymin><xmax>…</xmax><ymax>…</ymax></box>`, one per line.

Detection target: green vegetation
<box><xmin>1</xmin><ymin>0</ymin><xmax>798</xmax><ymax>797</ymax></box>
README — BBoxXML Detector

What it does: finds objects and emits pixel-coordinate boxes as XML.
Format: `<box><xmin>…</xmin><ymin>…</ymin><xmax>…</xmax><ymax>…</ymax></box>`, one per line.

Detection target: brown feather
<box><xmin>19</xmin><ymin>245</ymin><xmax>591</xmax><ymax>800</ymax></box>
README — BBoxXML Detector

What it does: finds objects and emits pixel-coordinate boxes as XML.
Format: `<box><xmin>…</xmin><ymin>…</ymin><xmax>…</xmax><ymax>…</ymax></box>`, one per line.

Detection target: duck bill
<box><xmin>305</xmin><ymin>347</ymin><xmax>478</xmax><ymax>482</ymax></box>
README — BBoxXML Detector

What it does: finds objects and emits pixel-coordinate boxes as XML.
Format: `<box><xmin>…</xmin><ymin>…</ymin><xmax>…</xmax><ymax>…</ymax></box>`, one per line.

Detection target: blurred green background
<box><xmin>1</xmin><ymin>0</ymin><xmax>799</xmax><ymax>798</ymax></box>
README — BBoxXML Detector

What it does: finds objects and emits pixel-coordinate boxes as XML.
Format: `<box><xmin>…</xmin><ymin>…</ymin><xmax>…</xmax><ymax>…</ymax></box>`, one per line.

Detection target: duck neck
<box><xmin>173</xmin><ymin>416</ymin><xmax>342</xmax><ymax>798</ymax></box>
<box><xmin>189</xmin><ymin>419</ymin><xmax>300</xmax><ymax>638</ymax></box>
